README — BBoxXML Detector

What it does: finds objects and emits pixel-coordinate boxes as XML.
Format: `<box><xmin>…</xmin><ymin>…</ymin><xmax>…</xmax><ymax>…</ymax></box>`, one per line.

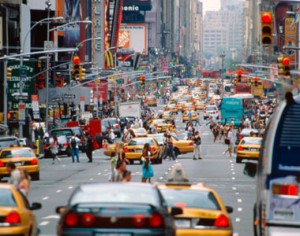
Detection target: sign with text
<box><xmin>18</xmin><ymin>103</ymin><xmax>26</xmax><ymax>122</ymax></box>
<box><xmin>31</xmin><ymin>95</ymin><xmax>40</xmax><ymax>119</ymax></box>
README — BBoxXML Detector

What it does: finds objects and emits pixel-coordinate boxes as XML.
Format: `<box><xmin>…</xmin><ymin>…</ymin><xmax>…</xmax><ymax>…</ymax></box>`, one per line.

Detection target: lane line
<box><xmin>68</xmin><ymin>186</ymin><xmax>73</xmax><ymax>189</ymax></box>
<box><xmin>238</xmin><ymin>208</ymin><xmax>243</xmax><ymax>212</ymax></box>
<box><xmin>232</xmin><ymin>187</ymin><xmax>237</xmax><ymax>190</ymax></box>
<box><xmin>42</xmin><ymin>197</ymin><xmax>49</xmax><ymax>200</ymax></box>
<box><xmin>56</xmin><ymin>190</ymin><xmax>61</xmax><ymax>193</ymax></box>
<box><xmin>232</xmin><ymin>177</ymin><xmax>235</xmax><ymax>180</ymax></box>
<box><xmin>90</xmin><ymin>178</ymin><xmax>94</xmax><ymax>181</ymax></box>
<box><xmin>237</xmin><ymin>198</ymin><xmax>242</xmax><ymax>203</ymax></box>
<box><xmin>235</xmin><ymin>218</ymin><xmax>241</xmax><ymax>222</ymax></box>
<box><xmin>39</xmin><ymin>221</ymin><xmax>49</xmax><ymax>226</ymax></box>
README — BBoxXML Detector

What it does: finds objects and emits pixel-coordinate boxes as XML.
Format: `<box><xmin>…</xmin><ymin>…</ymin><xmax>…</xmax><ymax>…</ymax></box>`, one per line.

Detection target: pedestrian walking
<box><xmin>109</xmin><ymin>129</ymin><xmax>115</xmax><ymax>143</ymax></box>
<box><xmin>111</xmin><ymin>160</ymin><xmax>126</xmax><ymax>182</ymax></box>
<box><xmin>95</xmin><ymin>133</ymin><xmax>103</xmax><ymax>149</ymax></box>
<box><xmin>212</xmin><ymin>124</ymin><xmax>219</xmax><ymax>143</ymax></box>
<box><xmin>69</xmin><ymin>134</ymin><xmax>80</xmax><ymax>163</ymax></box>
<box><xmin>47</xmin><ymin>135</ymin><xmax>60</xmax><ymax>164</ymax></box>
<box><xmin>85</xmin><ymin>133</ymin><xmax>94</xmax><ymax>163</ymax></box>
<box><xmin>6</xmin><ymin>162</ymin><xmax>21</xmax><ymax>188</ymax></box>
<box><xmin>192</xmin><ymin>131</ymin><xmax>201</xmax><ymax>160</ymax></box>
<box><xmin>195</xmin><ymin>112</ymin><xmax>201</xmax><ymax>126</ymax></box>
<box><xmin>223</xmin><ymin>126</ymin><xmax>234</xmax><ymax>157</ymax></box>
<box><xmin>18</xmin><ymin>169</ymin><xmax>30</xmax><ymax>196</ymax></box>
<box><xmin>141</xmin><ymin>143</ymin><xmax>154</xmax><ymax>183</ymax></box>
<box><xmin>163</xmin><ymin>134</ymin><xmax>176</xmax><ymax>160</ymax></box>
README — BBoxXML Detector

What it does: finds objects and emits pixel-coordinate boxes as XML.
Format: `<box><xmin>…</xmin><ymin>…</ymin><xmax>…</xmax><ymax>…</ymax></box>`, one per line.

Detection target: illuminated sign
<box><xmin>93</xmin><ymin>0</ymin><xmax>105</xmax><ymax>67</ymax></box>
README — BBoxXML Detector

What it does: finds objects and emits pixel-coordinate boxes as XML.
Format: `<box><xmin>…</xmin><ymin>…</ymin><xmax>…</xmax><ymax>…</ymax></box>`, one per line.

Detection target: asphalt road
<box><xmin>19</xmin><ymin>103</ymin><xmax>256</xmax><ymax>236</ymax></box>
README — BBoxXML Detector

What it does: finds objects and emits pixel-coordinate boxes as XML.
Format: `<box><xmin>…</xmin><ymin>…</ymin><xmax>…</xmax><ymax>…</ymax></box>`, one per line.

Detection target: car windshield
<box><xmin>128</xmin><ymin>139</ymin><xmax>154</xmax><ymax>146</ymax></box>
<box><xmin>102</xmin><ymin>120</ymin><xmax>111</xmax><ymax>127</ymax></box>
<box><xmin>71</xmin><ymin>128</ymin><xmax>81</xmax><ymax>136</ymax></box>
<box><xmin>0</xmin><ymin>139</ymin><xmax>19</xmax><ymax>149</ymax></box>
<box><xmin>147</xmin><ymin>96</ymin><xmax>155</xmax><ymax>101</ymax></box>
<box><xmin>241</xmin><ymin>129</ymin><xmax>258</xmax><ymax>135</ymax></box>
<box><xmin>51</xmin><ymin>130</ymin><xmax>73</xmax><ymax>137</ymax></box>
<box><xmin>0</xmin><ymin>149</ymin><xmax>35</xmax><ymax>158</ymax></box>
<box><xmin>154</xmin><ymin>120</ymin><xmax>167</xmax><ymax>125</ymax></box>
<box><xmin>70</xmin><ymin>185</ymin><xmax>159</xmax><ymax>207</ymax></box>
<box><xmin>108</xmin><ymin>119</ymin><xmax>118</xmax><ymax>124</ymax></box>
<box><xmin>133</xmin><ymin>128</ymin><xmax>146</xmax><ymax>134</ymax></box>
<box><xmin>0</xmin><ymin>189</ymin><xmax>17</xmax><ymax>207</ymax></box>
<box><xmin>152</xmin><ymin>135</ymin><xmax>164</xmax><ymax>143</ymax></box>
<box><xmin>241</xmin><ymin>138</ymin><xmax>262</xmax><ymax>145</ymax></box>
<box><xmin>206</xmin><ymin>106</ymin><xmax>216</xmax><ymax>111</ymax></box>
<box><xmin>160</xmin><ymin>189</ymin><xmax>221</xmax><ymax>210</ymax></box>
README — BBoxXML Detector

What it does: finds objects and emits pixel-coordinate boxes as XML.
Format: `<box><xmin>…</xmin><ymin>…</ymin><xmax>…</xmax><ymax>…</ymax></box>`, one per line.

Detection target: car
<box><xmin>145</xmin><ymin>95</ymin><xmax>157</xmax><ymax>106</ymax></box>
<box><xmin>0</xmin><ymin>136</ymin><xmax>20</xmax><ymax>151</ymax></box>
<box><xmin>104</xmin><ymin>137</ymin><xmax>162</xmax><ymax>164</ymax></box>
<box><xmin>151</xmin><ymin>119</ymin><xmax>174</xmax><ymax>133</ymax></box>
<box><xmin>157</xmin><ymin>164</ymin><xmax>233</xmax><ymax>236</ymax></box>
<box><xmin>182</xmin><ymin>102</ymin><xmax>196</xmax><ymax>112</ymax></box>
<box><xmin>106</xmin><ymin>118</ymin><xmax>121</xmax><ymax>138</ymax></box>
<box><xmin>0</xmin><ymin>147</ymin><xmax>40</xmax><ymax>181</ymax></box>
<box><xmin>162</xmin><ymin>111</ymin><xmax>173</xmax><ymax>121</ymax></box>
<box><xmin>101</xmin><ymin>119</ymin><xmax>112</xmax><ymax>141</ymax></box>
<box><xmin>56</xmin><ymin>183</ymin><xmax>181</xmax><ymax>236</ymax></box>
<box><xmin>0</xmin><ymin>184</ymin><xmax>42</xmax><ymax>236</ymax></box>
<box><xmin>203</xmin><ymin>105</ymin><xmax>219</xmax><ymax>120</ymax></box>
<box><xmin>44</xmin><ymin>135</ymin><xmax>72</xmax><ymax>158</ymax></box>
<box><xmin>182</xmin><ymin>111</ymin><xmax>197</xmax><ymax>122</ymax></box>
<box><xmin>235</xmin><ymin>128</ymin><xmax>259</xmax><ymax>145</ymax></box>
<box><xmin>195</xmin><ymin>101</ymin><xmax>206</xmax><ymax>110</ymax></box>
<box><xmin>164</xmin><ymin>103</ymin><xmax>178</xmax><ymax>114</ymax></box>
<box><xmin>148</xmin><ymin>133</ymin><xmax>194</xmax><ymax>158</ymax></box>
<box><xmin>236</xmin><ymin>137</ymin><xmax>262</xmax><ymax>163</ymax></box>
<box><xmin>131</xmin><ymin>127</ymin><xmax>148</xmax><ymax>138</ymax></box>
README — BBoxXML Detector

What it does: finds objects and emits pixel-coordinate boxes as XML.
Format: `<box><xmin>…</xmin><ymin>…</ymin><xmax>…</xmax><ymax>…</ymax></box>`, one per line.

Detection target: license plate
<box><xmin>135</xmin><ymin>149</ymin><xmax>142</xmax><ymax>153</ymax></box>
<box><xmin>95</xmin><ymin>234</ymin><xmax>131</xmax><ymax>236</ymax></box>
<box><xmin>175</xmin><ymin>219</ymin><xmax>191</xmax><ymax>228</ymax></box>
<box><xmin>273</xmin><ymin>208</ymin><xmax>295</xmax><ymax>220</ymax></box>
<box><xmin>250</xmin><ymin>148</ymin><xmax>257</xmax><ymax>152</ymax></box>
<box><xmin>14</xmin><ymin>162</ymin><xmax>23</xmax><ymax>166</ymax></box>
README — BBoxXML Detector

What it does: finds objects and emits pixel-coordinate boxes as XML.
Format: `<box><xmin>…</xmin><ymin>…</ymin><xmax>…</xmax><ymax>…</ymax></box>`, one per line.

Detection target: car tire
<box><xmin>117</xmin><ymin>133</ymin><xmax>121</xmax><ymax>138</ymax></box>
<box><xmin>31</xmin><ymin>172</ymin><xmax>40</xmax><ymax>181</ymax></box>
<box><xmin>236</xmin><ymin>156</ymin><xmax>242</xmax><ymax>163</ymax></box>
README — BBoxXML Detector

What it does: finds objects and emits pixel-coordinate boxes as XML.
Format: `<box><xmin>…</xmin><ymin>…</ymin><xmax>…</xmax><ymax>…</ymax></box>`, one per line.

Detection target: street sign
<box><xmin>63</xmin><ymin>94</ymin><xmax>76</xmax><ymax>99</ymax></box>
<box><xmin>52</xmin><ymin>98</ymin><xmax>62</xmax><ymax>102</ymax></box>
<box><xmin>18</xmin><ymin>103</ymin><xmax>26</xmax><ymax>122</ymax></box>
<box><xmin>31</xmin><ymin>95</ymin><xmax>40</xmax><ymax>119</ymax></box>
<box><xmin>44</xmin><ymin>40</ymin><xmax>54</xmax><ymax>50</ymax></box>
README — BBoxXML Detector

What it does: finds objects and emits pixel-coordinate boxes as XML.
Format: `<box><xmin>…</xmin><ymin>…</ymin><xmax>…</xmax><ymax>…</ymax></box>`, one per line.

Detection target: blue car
<box><xmin>56</xmin><ymin>183</ymin><xmax>182</xmax><ymax>236</ymax></box>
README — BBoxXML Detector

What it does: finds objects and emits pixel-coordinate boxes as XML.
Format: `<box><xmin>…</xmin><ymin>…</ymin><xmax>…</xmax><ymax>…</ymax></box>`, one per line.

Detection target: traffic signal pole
<box><xmin>3</xmin><ymin>60</ymin><xmax>8</xmax><ymax>128</ymax></box>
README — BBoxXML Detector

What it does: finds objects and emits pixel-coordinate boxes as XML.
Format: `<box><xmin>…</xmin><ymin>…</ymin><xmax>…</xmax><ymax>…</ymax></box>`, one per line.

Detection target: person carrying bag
<box><xmin>141</xmin><ymin>143</ymin><xmax>154</xmax><ymax>183</ymax></box>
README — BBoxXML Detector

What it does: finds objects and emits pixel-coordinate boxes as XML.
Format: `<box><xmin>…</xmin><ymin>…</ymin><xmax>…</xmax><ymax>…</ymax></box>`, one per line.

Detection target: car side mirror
<box><xmin>226</xmin><ymin>206</ymin><xmax>233</xmax><ymax>214</ymax></box>
<box><xmin>170</xmin><ymin>206</ymin><xmax>183</xmax><ymax>216</ymax></box>
<box><xmin>243</xmin><ymin>162</ymin><xmax>257</xmax><ymax>178</ymax></box>
<box><xmin>30</xmin><ymin>202</ymin><xmax>42</xmax><ymax>210</ymax></box>
<box><xmin>56</xmin><ymin>206</ymin><xmax>68</xmax><ymax>214</ymax></box>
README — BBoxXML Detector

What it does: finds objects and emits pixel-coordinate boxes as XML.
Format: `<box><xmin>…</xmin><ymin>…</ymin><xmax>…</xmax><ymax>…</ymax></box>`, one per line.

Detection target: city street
<box><xmin>22</xmin><ymin>104</ymin><xmax>256</xmax><ymax>236</ymax></box>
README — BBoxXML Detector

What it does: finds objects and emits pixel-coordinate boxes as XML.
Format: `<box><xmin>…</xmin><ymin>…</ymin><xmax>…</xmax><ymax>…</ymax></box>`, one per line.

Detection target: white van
<box><xmin>245</xmin><ymin>95</ymin><xmax>300</xmax><ymax>236</ymax></box>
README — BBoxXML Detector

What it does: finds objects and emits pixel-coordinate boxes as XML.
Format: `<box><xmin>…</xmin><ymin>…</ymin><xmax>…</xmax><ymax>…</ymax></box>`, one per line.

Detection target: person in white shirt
<box><xmin>139</xmin><ymin>118</ymin><xmax>143</xmax><ymax>128</ymax></box>
<box><xmin>109</xmin><ymin>129</ymin><xmax>115</xmax><ymax>143</ymax></box>
<box><xmin>69</xmin><ymin>134</ymin><xmax>81</xmax><ymax>163</ymax></box>
<box><xmin>6</xmin><ymin>162</ymin><xmax>21</xmax><ymax>188</ymax></box>
<box><xmin>223</xmin><ymin>126</ymin><xmax>233</xmax><ymax>157</ymax></box>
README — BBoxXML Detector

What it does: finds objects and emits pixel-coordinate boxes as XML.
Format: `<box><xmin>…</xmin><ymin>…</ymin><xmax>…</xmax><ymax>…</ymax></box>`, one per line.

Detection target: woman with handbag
<box><xmin>47</xmin><ymin>135</ymin><xmax>60</xmax><ymax>164</ymax></box>
<box><xmin>141</xmin><ymin>143</ymin><xmax>154</xmax><ymax>183</ymax></box>
<box><xmin>223</xmin><ymin>126</ymin><xmax>233</xmax><ymax>157</ymax></box>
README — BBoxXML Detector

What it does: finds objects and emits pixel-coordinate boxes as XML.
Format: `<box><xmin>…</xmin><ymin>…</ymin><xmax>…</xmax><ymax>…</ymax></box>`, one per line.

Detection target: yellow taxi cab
<box><xmin>148</xmin><ymin>133</ymin><xmax>194</xmax><ymax>157</ymax></box>
<box><xmin>131</xmin><ymin>128</ymin><xmax>148</xmax><ymax>138</ymax></box>
<box><xmin>145</xmin><ymin>95</ymin><xmax>157</xmax><ymax>107</ymax></box>
<box><xmin>0</xmin><ymin>147</ymin><xmax>40</xmax><ymax>181</ymax></box>
<box><xmin>0</xmin><ymin>184</ymin><xmax>42</xmax><ymax>236</ymax></box>
<box><xmin>162</xmin><ymin>111</ymin><xmax>173</xmax><ymax>121</ymax></box>
<box><xmin>176</xmin><ymin>102</ymin><xmax>186</xmax><ymax>111</ymax></box>
<box><xmin>151</xmin><ymin>119</ymin><xmax>174</xmax><ymax>133</ymax></box>
<box><xmin>157</xmin><ymin>164</ymin><xmax>233</xmax><ymax>236</ymax></box>
<box><xmin>164</xmin><ymin>103</ymin><xmax>178</xmax><ymax>114</ymax></box>
<box><xmin>182</xmin><ymin>111</ymin><xmax>198</xmax><ymax>122</ymax></box>
<box><xmin>236</xmin><ymin>137</ymin><xmax>262</xmax><ymax>163</ymax></box>
<box><xmin>182</xmin><ymin>103</ymin><xmax>196</xmax><ymax>112</ymax></box>
<box><xmin>195</xmin><ymin>101</ymin><xmax>206</xmax><ymax>110</ymax></box>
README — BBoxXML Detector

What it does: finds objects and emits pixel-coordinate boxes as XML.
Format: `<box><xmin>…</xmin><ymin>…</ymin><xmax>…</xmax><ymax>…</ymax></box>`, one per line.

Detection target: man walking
<box><xmin>70</xmin><ymin>134</ymin><xmax>80</xmax><ymax>163</ymax></box>
<box><xmin>192</xmin><ymin>131</ymin><xmax>201</xmax><ymax>160</ymax></box>
<box><xmin>6</xmin><ymin>162</ymin><xmax>21</xmax><ymax>188</ymax></box>
<box><xmin>85</xmin><ymin>133</ymin><xmax>94</xmax><ymax>163</ymax></box>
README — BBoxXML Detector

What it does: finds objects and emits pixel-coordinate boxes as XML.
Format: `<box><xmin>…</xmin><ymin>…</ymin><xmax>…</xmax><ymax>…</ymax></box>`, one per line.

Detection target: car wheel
<box><xmin>31</xmin><ymin>172</ymin><xmax>40</xmax><ymax>181</ymax></box>
<box><xmin>236</xmin><ymin>156</ymin><xmax>242</xmax><ymax>163</ymax></box>
<box><xmin>117</xmin><ymin>133</ymin><xmax>121</xmax><ymax>138</ymax></box>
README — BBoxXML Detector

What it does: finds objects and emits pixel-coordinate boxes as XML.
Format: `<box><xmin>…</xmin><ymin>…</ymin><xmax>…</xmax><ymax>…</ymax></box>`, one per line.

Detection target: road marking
<box><xmin>232</xmin><ymin>177</ymin><xmax>235</xmax><ymax>180</ymax></box>
<box><xmin>104</xmin><ymin>169</ymin><xmax>108</xmax><ymax>172</ymax></box>
<box><xmin>230</xmin><ymin>160</ymin><xmax>233</xmax><ymax>163</ymax></box>
<box><xmin>68</xmin><ymin>186</ymin><xmax>73</xmax><ymax>189</ymax></box>
<box><xmin>235</xmin><ymin>218</ymin><xmax>241</xmax><ymax>222</ymax></box>
<box><xmin>56</xmin><ymin>190</ymin><xmax>61</xmax><ymax>193</ymax></box>
<box><xmin>62</xmin><ymin>165</ymin><xmax>66</xmax><ymax>167</ymax></box>
<box><xmin>233</xmin><ymin>233</ymin><xmax>239</xmax><ymax>236</ymax></box>
<box><xmin>42</xmin><ymin>215</ymin><xmax>60</xmax><ymax>220</ymax></box>
<box><xmin>97</xmin><ymin>173</ymin><xmax>102</xmax><ymax>175</ymax></box>
<box><xmin>165</xmin><ymin>172</ymin><xmax>169</xmax><ymax>175</ymax></box>
<box><xmin>232</xmin><ymin>187</ymin><xmax>237</xmax><ymax>190</ymax></box>
<box><xmin>232</xmin><ymin>172</ymin><xmax>236</xmax><ymax>175</ymax></box>
<box><xmin>39</xmin><ymin>221</ymin><xmax>49</xmax><ymax>226</ymax></box>
<box><xmin>237</xmin><ymin>198</ymin><xmax>242</xmax><ymax>203</ymax></box>
<box><xmin>90</xmin><ymin>178</ymin><xmax>94</xmax><ymax>181</ymax></box>
<box><xmin>42</xmin><ymin>197</ymin><xmax>49</xmax><ymax>200</ymax></box>
<box><xmin>238</xmin><ymin>208</ymin><xmax>243</xmax><ymax>212</ymax></box>
<box><xmin>236</xmin><ymin>192</ymin><xmax>240</xmax><ymax>195</ymax></box>
<box><xmin>159</xmin><ymin>177</ymin><xmax>163</xmax><ymax>180</ymax></box>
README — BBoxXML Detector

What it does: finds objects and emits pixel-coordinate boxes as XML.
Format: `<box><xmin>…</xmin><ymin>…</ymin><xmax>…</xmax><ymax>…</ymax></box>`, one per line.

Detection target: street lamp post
<box><xmin>219</xmin><ymin>53</ymin><xmax>226</xmax><ymax>98</ymax></box>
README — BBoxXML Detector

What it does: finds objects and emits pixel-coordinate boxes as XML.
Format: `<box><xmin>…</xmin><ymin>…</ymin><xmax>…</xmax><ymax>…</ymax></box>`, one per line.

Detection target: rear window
<box><xmin>51</xmin><ymin>130</ymin><xmax>73</xmax><ymax>137</ymax></box>
<box><xmin>206</xmin><ymin>106</ymin><xmax>216</xmax><ymax>111</ymax></box>
<box><xmin>0</xmin><ymin>138</ymin><xmax>19</xmax><ymax>149</ymax></box>
<box><xmin>0</xmin><ymin>189</ymin><xmax>17</xmax><ymax>207</ymax></box>
<box><xmin>241</xmin><ymin>138</ymin><xmax>262</xmax><ymax>145</ymax></box>
<box><xmin>0</xmin><ymin>149</ymin><xmax>35</xmax><ymax>158</ymax></box>
<box><xmin>147</xmin><ymin>96</ymin><xmax>156</xmax><ymax>101</ymax></box>
<box><xmin>133</xmin><ymin>128</ymin><xmax>146</xmax><ymax>134</ymax></box>
<box><xmin>128</xmin><ymin>139</ymin><xmax>154</xmax><ymax>146</ymax></box>
<box><xmin>160</xmin><ymin>189</ymin><xmax>220</xmax><ymax>210</ymax></box>
<box><xmin>153</xmin><ymin>120</ymin><xmax>167</xmax><ymax>125</ymax></box>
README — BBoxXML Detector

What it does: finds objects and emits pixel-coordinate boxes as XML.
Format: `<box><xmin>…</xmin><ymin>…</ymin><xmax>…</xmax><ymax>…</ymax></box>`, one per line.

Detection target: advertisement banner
<box><xmin>86</xmin><ymin>80</ymin><xmax>108</xmax><ymax>103</ymax></box>
<box><xmin>284</xmin><ymin>18</ymin><xmax>297</xmax><ymax>68</ymax></box>
<box><xmin>118</xmin><ymin>24</ymin><xmax>148</xmax><ymax>54</ymax></box>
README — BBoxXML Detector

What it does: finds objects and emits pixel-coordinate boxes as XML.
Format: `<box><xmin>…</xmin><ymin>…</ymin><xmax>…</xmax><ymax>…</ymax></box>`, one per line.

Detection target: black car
<box><xmin>56</xmin><ymin>183</ymin><xmax>181</xmax><ymax>236</ymax></box>
<box><xmin>44</xmin><ymin>135</ymin><xmax>71</xmax><ymax>158</ymax></box>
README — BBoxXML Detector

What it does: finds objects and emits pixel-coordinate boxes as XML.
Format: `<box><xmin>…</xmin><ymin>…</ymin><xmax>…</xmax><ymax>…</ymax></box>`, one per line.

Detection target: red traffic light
<box><xmin>237</xmin><ymin>70</ymin><xmax>242</xmax><ymax>76</ymax></box>
<box><xmin>261</xmin><ymin>12</ymin><xmax>272</xmax><ymax>24</ymax></box>
<box><xmin>73</xmin><ymin>56</ymin><xmax>80</xmax><ymax>65</ymax></box>
<box><xmin>140</xmin><ymin>75</ymin><xmax>146</xmax><ymax>80</ymax></box>
<box><xmin>254</xmin><ymin>77</ymin><xmax>259</xmax><ymax>82</ymax></box>
<box><xmin>282</xmin><ymin>57</ymin><xmax>290</xmax><ymax>66</ymax></box>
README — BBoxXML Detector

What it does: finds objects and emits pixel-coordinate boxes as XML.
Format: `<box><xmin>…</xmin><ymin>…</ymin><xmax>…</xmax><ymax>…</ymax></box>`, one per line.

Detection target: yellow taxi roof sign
<box><xmin>166</xmin><ymin>163</ymin><xmax>190</xmax><ymax>185</ymax></box>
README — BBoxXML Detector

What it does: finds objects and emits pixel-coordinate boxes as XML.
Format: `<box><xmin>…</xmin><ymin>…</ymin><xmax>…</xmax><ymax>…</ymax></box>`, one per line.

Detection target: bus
<box><xmin>220</xmin><ymin>93</ymin><xmax>254</xmax><ymax>126</ymax></box>
<box><xmin>246</xmin><ymin>95</ymin><xmax>300</xmax><ymax>236</ymax></box>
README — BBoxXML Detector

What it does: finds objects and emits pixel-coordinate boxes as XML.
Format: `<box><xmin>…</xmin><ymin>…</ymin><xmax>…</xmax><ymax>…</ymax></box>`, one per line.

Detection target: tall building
<box><xmin>203</xmin><ymin>0</ymin><xmax>243</xmax><ymax>57</ymax></box>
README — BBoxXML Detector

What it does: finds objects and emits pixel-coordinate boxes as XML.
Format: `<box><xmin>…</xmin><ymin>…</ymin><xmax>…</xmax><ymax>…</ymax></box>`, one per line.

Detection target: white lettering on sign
<box><xmin>122</xmin><ymin>5</ymin><xmax>139</xmax><ymax>11</ymax></box>
<box><xmin>93</xmin><ymin>0</ymin><xmax>104</xmax><ymax>67</ymax></box>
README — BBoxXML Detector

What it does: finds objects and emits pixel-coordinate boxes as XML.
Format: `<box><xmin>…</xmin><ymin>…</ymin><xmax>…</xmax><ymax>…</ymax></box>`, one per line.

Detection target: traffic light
<box><xmin>79</xmin><ymin>66</ymin><xmax>86</xmax><ymax>81</ymax></box>
<box><xmin>277</xmin><ymin>56</ymin><xmax>290</xmax><ymax>76</ymax></box>
<box><xmin>140</xmin><ymin>75</ymin><xmax>146</xmax><ymax>86</ymax></box>
<box><xmin>72</xmin><ymin>56</ymin><xmax>80</xmax><ymax>80</ymax></box>
<box><xmin>261</xmin><ymin>12</ymin><xmax>273</xmax><ymax>45</ymax></box>
<box><xmin>254</xmin><ymin>77</ymin><xmax>259</xmax><ymax>86</ymax></box>
<box><xmin>7</xmin><ymin>111</ymin><xmax>18</xmax><ymax>122</ymax></box>
<box><xmin>236</xmin><ymin>70</ymin><xmax>242</xmax><ymax>83</ymax></box>
<box><xmin>6</xmin><ymin>67</ymin><xmax>12</xmax><ymax>81</ymax></box>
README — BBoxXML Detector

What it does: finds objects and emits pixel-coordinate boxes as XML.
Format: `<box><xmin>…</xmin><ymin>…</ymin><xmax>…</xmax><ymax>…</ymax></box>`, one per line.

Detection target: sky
<box><xmin>201</xmin><ymin>0</ymin><xmax>221</xmax><ymax>14</ymax></box>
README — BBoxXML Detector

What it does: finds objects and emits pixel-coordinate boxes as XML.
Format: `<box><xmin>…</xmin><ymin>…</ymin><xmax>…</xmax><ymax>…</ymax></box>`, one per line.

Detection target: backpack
<box><xmin>195</xmin><ymin>137</ymin><xmax>201</xmax><ymax>145</ymax></box>
<box><xmin>71</xmin><ymin>138</ymin><xmax>77</xmax><ymax>149</ymax></box>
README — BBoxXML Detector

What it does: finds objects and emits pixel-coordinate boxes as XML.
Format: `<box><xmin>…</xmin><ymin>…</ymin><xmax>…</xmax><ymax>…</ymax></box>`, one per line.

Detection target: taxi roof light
<box><xmin>166</xmin><ymin>163</ymin><xmax>191</xmax><ymax>186</ymax></box>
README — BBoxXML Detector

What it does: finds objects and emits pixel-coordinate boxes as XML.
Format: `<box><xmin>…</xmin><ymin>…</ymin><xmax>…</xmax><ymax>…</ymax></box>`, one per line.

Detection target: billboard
<box><xmin>284</xmin><ymin>17</ymin><xmax>297</xmax><ymax>68</ymax></box>
<box><xmin>118</xmin><ymin>24</ymin><xmax>148</xmax><ymax>54</ymax></box>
